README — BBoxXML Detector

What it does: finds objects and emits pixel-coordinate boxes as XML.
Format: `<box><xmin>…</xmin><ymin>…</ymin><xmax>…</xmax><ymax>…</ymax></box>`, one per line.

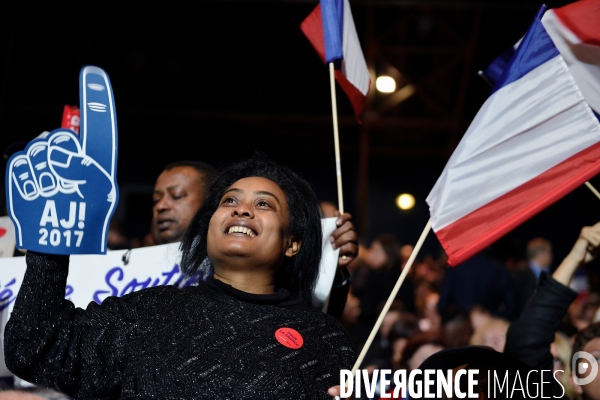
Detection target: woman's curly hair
<box><xmin>179</xmin><ymin>153</ymin><xmax>324</xmax><ymax>306</ymax></box>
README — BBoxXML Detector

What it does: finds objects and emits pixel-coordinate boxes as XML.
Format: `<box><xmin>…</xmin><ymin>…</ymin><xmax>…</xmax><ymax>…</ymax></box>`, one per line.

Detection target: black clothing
<box><xmin>416</xmin><ymin>346</ymin><xmax>538</xmax><ymax>400</ymax></box>
<box><xmin>204</xmin><ymin>275</ymin><xmax>316</xmax><ymax>312</ymax></box>
<box><xmin>326</xmin><ymin>266</ymin><xmax>352</xmax><ymax>321</ymax></box>
<box><xmin>504</xmin><ymin>272</ymin><xmax>577</xmax><ymax>399</ymax></box>
<box><xmin>511</xmin><ymin>266</ymin><xmax>538</xmax><ymax>318</ymax></box>
<box><xmin>4</xmin><ymin>252</ymin><xmax>355</xmax><ymax>399</ymax></box>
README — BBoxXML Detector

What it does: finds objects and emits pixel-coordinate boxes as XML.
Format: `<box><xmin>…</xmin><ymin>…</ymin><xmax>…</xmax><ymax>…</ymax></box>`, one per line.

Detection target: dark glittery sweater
<box><xmin>4</xmin><ymin>252</ymin><xmax>356</xmax><ymax>399</ymax></box>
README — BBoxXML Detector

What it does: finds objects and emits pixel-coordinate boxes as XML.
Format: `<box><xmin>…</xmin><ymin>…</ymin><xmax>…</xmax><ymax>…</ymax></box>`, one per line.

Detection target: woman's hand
<box><xmin>330</xmin><ymin>212</ymin><xmax>359</xmax><ymax>268</ymax></box>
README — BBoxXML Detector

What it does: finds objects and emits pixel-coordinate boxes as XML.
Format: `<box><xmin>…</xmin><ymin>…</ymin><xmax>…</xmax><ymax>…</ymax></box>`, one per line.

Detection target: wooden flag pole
<box><xmin>329</xmin><ymin>62</ymin><xmax>345</xmax><ymax>214</ymax></box>
<box><xmin>351</xmin><ymin>219</ymin><xmax>433</xmax><ymax>373</ymax></box>
<box><xmin>585</xmin><ymin>181</ymin><xmax>600</xmax><ymax>201</ymax></box>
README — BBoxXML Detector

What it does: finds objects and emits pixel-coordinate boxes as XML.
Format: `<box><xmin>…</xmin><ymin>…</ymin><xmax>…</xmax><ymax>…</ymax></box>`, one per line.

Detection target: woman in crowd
<box><xmin>4</xmin><ymin>154</ymin><xmax>355</xmax><ymax>399</ymax></box>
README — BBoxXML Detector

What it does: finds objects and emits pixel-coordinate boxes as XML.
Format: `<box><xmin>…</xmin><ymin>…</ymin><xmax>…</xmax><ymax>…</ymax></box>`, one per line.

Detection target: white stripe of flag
<box><xmin>426</xmin><ymin>5</ymin><xmax>600</xmax><ymax>266</ymax></box>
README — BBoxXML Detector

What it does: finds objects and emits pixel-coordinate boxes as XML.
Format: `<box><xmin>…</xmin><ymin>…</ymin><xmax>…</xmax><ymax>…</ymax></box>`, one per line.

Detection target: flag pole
<box><xmin>350</xmin><ymin>219</ymin><xmax>433</xmax><ymax>373</ymax></box>
<box><xmin>329</xmin><ymin>62</ymin><xmax>345</xmax><ymax>214</ymax></box>
<box><xmin>585</xmin><ymin>181</ymin><xmax>600</xmax><ymax>201</ymax></box>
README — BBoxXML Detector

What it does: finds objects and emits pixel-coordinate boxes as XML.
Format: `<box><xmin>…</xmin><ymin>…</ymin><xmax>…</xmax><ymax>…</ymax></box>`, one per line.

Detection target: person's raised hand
<box><xmin>571</xmin><ymin>221</ymin><xmax>600</xmax><ymax>265</ymax></box>
<box><xmin>554</xmin><ymin>221</ymin><xmax>600</xmax><ymax>286</ymax></box>
<box><xmin>6</xmin><ymin>66</ymin><xmax>118</xmax><ymax>254</ymax></box>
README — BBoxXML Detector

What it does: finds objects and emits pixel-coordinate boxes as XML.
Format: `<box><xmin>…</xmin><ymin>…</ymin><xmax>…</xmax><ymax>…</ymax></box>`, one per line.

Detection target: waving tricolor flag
<box><xmin>427</xmin><ymin>0</ymin><xmax>600</xmax><ymax>267</ymax></box>
<box><xmin>301</xmin><ymin>0</ymin><xmax>371</xmax><ymax>120</ymax></box>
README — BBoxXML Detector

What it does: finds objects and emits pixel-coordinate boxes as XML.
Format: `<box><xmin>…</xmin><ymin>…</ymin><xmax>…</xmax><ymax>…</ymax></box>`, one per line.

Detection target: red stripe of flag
<box><xmin>554</xmin><ymin>0</ymin><xmax>600</xmax><ymax>46</ymax></box>
<box><xmin>300</xmin><ymin>5</ymin><xmax>327</xmax><ymax>63</ymax></box>
<box><xmin>437</xmin><ymin>140</ymin><xmax>600</xmax><ymax>266</ymax></box>
<box><xmin>301</xmin><ymin>4</ymin><xmax>369</xmax><ymax>122</ymax></box>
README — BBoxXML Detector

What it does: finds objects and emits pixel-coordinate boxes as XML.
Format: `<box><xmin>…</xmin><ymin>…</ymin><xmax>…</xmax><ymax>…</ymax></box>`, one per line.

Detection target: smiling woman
<box><xmin>207</xmin><ymin>177</ymin><xmax>298</xmax><ymax>288</ymax></box>
<box><xmin>181</xmin><ymin>153</ymin><xmax>326</xmax><ymax>305</ymax></box>
<box><xmin>4</xmin><ymin>153</ymin><xmax>356</xmax><ymax>399</ymax></box>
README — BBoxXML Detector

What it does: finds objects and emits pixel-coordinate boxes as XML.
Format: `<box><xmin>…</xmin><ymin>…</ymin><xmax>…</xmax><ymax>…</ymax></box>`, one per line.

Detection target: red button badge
<box><xmin>275</xmin><ymin>327</ymin><xmax>304</xmax><ymax>349</ymax></box>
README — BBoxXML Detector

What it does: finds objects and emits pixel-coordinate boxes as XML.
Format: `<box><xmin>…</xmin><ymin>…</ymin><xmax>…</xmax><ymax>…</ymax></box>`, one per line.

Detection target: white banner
<box><xmin>0</xmin><ymin>217</ymin><xmax>16</xmax><ymax>258</ymax></box>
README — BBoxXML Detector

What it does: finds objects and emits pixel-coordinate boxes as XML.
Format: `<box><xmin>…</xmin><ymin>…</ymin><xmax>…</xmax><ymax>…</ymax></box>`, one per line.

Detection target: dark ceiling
<box><xmin>2</xmin><ymin>0</ymin><xmax>598</xmax><ymax>263</ymax></box>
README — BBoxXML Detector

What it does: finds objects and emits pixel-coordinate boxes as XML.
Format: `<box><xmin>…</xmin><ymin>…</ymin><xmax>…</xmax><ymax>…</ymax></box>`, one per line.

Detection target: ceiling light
<box><xmin>396</xmin><ymin>193</ymin><xmax>415</xmax><ymax>210</ymax></box>
<box><xmin>376</xmin><ymin>76</ymin><xmax>396</xmax><ymax>93</ymax></box>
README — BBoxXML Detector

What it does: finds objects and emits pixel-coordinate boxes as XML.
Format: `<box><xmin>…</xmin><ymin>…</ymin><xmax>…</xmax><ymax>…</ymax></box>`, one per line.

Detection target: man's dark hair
<box><xmin>179</xmin><ymin>153</ymin><xmax>323</xmax><ymax>306</ymax></box>
<box><xmin>163</xmin><ymin>160</ymin><xmax>217</xmax><ymax>194</ymax></box>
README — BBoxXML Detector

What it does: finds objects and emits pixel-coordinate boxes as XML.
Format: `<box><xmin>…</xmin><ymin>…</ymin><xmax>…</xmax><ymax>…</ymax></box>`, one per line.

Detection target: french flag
<box><xmin>427</xmin><ymin>1</ymin><xmax>600</xmax><ymax>267</ymax></box>
<box><xmin>301</xmin><ymin>0</ymin><xmax>371</xmax><ymax>120</ymax></box>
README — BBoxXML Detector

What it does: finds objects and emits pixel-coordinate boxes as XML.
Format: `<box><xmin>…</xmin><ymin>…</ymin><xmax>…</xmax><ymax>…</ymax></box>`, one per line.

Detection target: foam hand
<box><xmin>6</xmin><ymin>66</ymin><xmax>118</xmax><ymax>254</ymax></box>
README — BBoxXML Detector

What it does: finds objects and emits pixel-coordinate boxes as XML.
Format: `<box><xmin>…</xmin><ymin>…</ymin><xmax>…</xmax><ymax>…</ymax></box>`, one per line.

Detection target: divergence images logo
<box><xmin>572</xmin><ymin>351</ymin><xmax>599</xmax><ymax>386</ymax></box>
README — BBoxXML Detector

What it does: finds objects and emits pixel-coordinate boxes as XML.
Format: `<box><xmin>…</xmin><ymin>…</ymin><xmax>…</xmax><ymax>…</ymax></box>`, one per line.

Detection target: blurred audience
<box><xmin>351</xmin><ymin>235</ymin><xmax>416</xmax><ymax>345</ymax></box>
<box><xmin>376</xmin><ymin>331</ymin><xmax>446</xmax><ymax>399</ymax></box>
<box><xmin>401</xmin><ymin>332</ymin><xmax>446</xmax><ymax>372</ymax></box>
<box><xmin>512</xmin><ymin>237</ymin><xmax>553</xmax><ymax>317</ymax></box>
<box><xmin>469</xmin><ymin>316</ymin><xmax>509</xmax><ymax>352</ymax></box>
<box><xmin>106</xmin><ymin>220</ymin><xmax>131</xmax><ymax>250</ymax></box>
<box><xmin>443</xmin><ymin>310</ymin><xmax>474</xmax><ymax>349</ymax></box>
<box><xmin>437</xmin><ymin>251</ymin><xmax>516</xmax><ymax>323</ymax></box>
<box><xmin>505</xmin><ymin>220</ymin><xmax>600</xmax><ymax>400</ymax></box>
<box><xmin>568</xmin><ymin>292</ymin><xmax>600</xmax><ymax>331</ymax></box>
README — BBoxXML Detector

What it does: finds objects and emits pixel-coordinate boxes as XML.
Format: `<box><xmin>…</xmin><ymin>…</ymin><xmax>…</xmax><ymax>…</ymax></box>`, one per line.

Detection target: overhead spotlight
<box><xmin>396</xmin><ymin>193</ymin><xmax>415</xmax><ymax>210</ymax></box>
<box><xmin>376</xmin><ymin>76</ymin><xmax>396</xmax><ymax>93</ymax></box>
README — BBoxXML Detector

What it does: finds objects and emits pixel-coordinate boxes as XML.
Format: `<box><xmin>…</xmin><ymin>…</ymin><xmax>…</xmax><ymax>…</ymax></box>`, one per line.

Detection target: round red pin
<box><xmin>275</xmin><ymin>327</ymin><xmax>304</xmax><ymax>349</ymax></box>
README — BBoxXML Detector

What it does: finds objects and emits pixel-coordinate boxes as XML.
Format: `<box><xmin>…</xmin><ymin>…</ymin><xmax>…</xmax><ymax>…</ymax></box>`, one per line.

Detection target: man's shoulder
<box><xmin>512</xmin><ymin>266</ymin><xmax>536</xmax><ymax>280</ymax></box>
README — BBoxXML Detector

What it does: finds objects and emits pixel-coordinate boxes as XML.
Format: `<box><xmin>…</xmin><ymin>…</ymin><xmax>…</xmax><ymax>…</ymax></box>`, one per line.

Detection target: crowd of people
<box><xmin>2</xmin><ymin>151</ymin><xmax>600</xmax><ymax>399</ymax></box>
<box><xmin>336</xmin><ymin>227</ymin><xmax>600</xmax><ymax>399</ymax></box>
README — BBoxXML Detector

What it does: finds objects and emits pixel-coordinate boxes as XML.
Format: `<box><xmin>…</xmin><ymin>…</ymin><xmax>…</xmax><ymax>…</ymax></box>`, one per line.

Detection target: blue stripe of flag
<box><xmin>480</xmin><ymin>6</ymin><xmax>548</xmax><ymax>88</ymax></box>
<box><xmin>480</xmin><ymin>46</ymin><xmax>516</xmax><ymax>87</ymax></box>
<box><xmin>321</xmin><ymin>0</ymin><xmax>344</xmax><ymax>64</ymax></box>
<box><xmin>492</xmin><ymin>5</ymin><xmax>559</xmax><ymax>95</ymax></box>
